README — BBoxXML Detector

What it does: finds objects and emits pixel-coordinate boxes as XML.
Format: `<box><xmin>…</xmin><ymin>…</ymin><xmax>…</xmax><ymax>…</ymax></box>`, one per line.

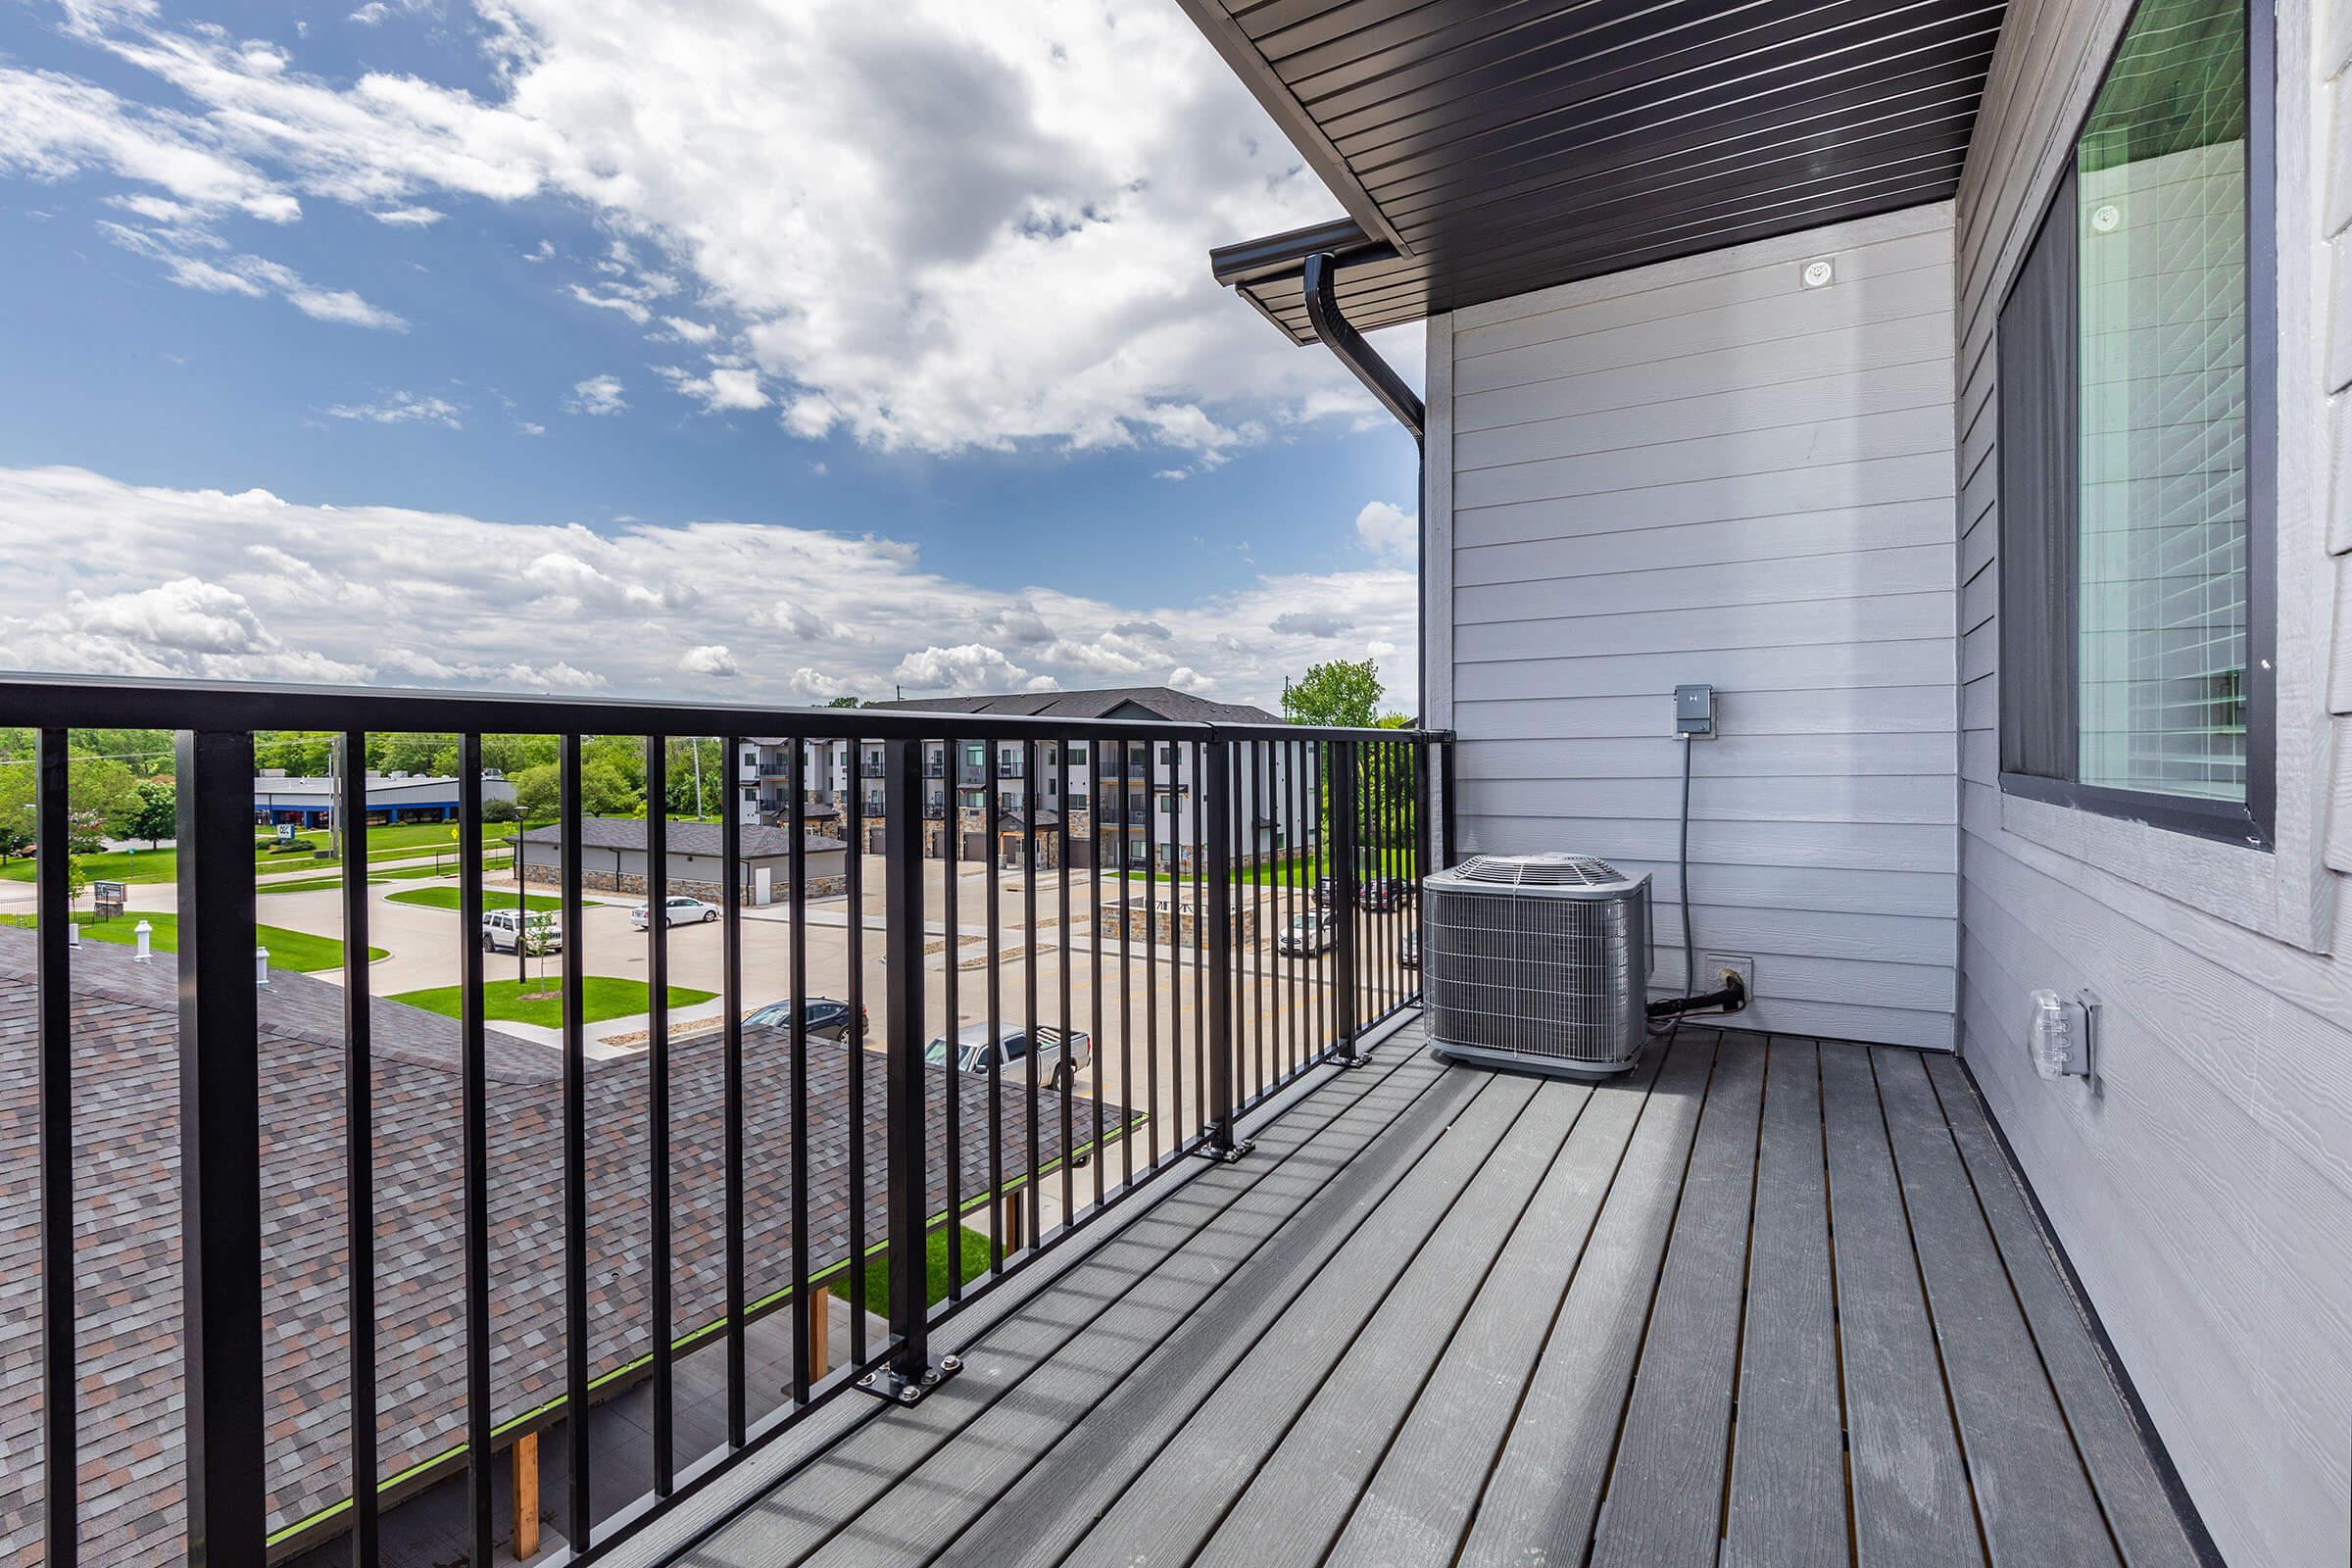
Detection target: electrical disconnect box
<box><xmin>1674</xmin><ymin>683</ymin><xmax>1715</xmax><ymax>738</ymax></box>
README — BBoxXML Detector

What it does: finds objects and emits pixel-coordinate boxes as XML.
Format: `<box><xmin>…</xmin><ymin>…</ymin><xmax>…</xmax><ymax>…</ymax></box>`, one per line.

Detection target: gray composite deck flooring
<box><xmin>681</xmin><ymin>1022</ymin><xmax>2209</xmax><ymax>1568</ymax></box>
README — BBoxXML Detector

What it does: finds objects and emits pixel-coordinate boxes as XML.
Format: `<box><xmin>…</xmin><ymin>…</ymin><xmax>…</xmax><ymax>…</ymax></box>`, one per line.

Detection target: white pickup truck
<box><xmin>925</xmin><ymin>1023</ymin><xmax>1094</xmax><ymax>1090</ymax></box>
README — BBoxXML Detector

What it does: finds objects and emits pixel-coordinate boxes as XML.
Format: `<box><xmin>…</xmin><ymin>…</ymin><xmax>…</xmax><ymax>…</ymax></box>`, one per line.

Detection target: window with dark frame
<box><xmin>1996</xmin><ymin>0</ymin><xmax>2272</xmax><ymax>846</ymax></box>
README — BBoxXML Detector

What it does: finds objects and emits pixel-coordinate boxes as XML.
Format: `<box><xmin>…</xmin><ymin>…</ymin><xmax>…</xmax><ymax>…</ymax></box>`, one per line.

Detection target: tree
<box><xmin>578</xmin><ymin>758</ymin><xmax>642</xmax><ymax>816</ymax></box>
<box><xmin>124</xmin><ymin>781</ymin><xmax>177</xmax><ymax>848</ymax></box>
<box><xmin>0</xmin><ymin>750</ymin><xmax>139</xmax><ymax>846</ymax></box>
<box><xmin>481</xmin><ymin>797</ymin><xmax>520</xmax><ymax>824</ymax></box>
<box><xmin>372</xmin><ymin>732</ymin><xmax>458</xmax><ymax>778</ymax></box>
<box><xmin>0</xmin><ymin>821</ymin><xmax>29</xmax><ymax>865</ymax></box>
<box><xmin>663</xmin><ymin>738</ymin><xmax>723</xmax><ymax>817</ymax></box>
<box><xmin>825</xmin><ymin>695</ymin><xmax>861</xmax><ymax>709</ymax></box>
<box><xmin>511</xmin><ymin>763</ymin><xmax>560</xmax><ymax>823</ymax></box>
<box><xmin>509</xmin><ymin>759</ymin><xmax>641</xmax><ymax>822</ymax></box>
<box><xmin>1282</xmin><ymin>659</ymin><xmax>1383</xmax><ymax>728</ymax></box>
<box><xmin>255</xmin><ymin>731</ymin><xmax>335</xmax><ymax>775</ymax></box>
<box><xmin>480</xmin><ymin>733</ymin><xmax>560</xmax><ymax>776</ymax></box>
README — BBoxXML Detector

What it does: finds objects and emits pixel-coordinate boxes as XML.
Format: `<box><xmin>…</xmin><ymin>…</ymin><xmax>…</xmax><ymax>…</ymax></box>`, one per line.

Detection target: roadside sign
<box><xmin>91</xmin><ymin>881</ymin><xmax>127</xmax><ymax>918</ymax></box>
<box><xmin>276</xmin><ymin>822</ymin><xmax>296</xmax><ymax>843</ymax></box>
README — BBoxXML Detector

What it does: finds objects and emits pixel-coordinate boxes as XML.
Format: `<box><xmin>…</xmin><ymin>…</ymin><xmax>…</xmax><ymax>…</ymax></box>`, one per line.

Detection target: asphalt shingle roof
<box><xmin>869</xmin><ymin>686</ymin><xmax>1281</xmax><ymax>726</ymax></box>
<box><xmin>0</xmin><ymin>928</ymin><xmax>1125</xmax><ymax>1564</ymax></box>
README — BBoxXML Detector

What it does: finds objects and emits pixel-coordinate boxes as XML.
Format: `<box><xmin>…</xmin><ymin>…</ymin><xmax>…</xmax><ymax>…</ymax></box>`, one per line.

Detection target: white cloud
<box><xmin>349</xmin><ymin>0</ymin><xmax>437</xmax><ymax>27</ymax></box>
<box><xmin>0</xmin><ymin>465</ymin><xmax>1417</xmax><ymax>710</ymax></box>
<box><xmin>0</xmin><ymin>66</ymin><xmax>298</xmax><ymax>222</ymax></box>
<box><xmin>370</xmin><ymin>204</ymin><xmax>443</xmax><ymax>225</ymax></box>
<box><xmin>893</xmin><ymin>643</ymin><xmax>1033</xmax><ymax>694</ymax></box>
<box><xmin>565</xmin><ymin>283</ymin><xmax>652</xmax><ymax>324</ymax></box>
<box><xmin>24</xmin><ymin>0</ymin><xmax>1407</xmax><ymax>454</ymax></box>
<box><xmin>325</xmin><ymin>390</ymin><xmax>463</xmax><ymax>428</ymax></box>
<box><xmin>657</xmin><ymin>362</ymin><xmax>765</xmax><ymax>414</ymax></box>
<box><xmin>98</xmin><ymin>219</ymin><xmax>406</xmax><ymax>327</ymax></box>
<box><xmin>662</xmin><ymin>316</ymin><xmax>717</xmax><ymax>343</ymax></box>
<box><xmin>518</xmin><ymin>420</ymin><xmax>545</xmax><ymax>436</ymax></box>
<box><xmin>1270</xmin><ymin>609</ymin><xmax>1348</xmax><ymax>638</ymax></box>
<box><xmin>564</xmin><ymin>374</ymin><xmax>626</xmax><ymax>416</ymax></box>
<box><xmin>679</xmin><ymin>644</ymin><xmax>740</xmax><ymax>678</ymax></box>
<box><xmin>1354</xmin><ymin>500</ymin><xmax>1416</xmax><ymax>566</ymax></box>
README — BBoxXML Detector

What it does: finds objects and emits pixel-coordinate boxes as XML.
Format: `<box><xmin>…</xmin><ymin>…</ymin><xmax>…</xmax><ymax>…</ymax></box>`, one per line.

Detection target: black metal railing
<box><xmin>0</xmin><ymin>674</ymin><xmax>1446</xmax><ymax>1568</ymax></box>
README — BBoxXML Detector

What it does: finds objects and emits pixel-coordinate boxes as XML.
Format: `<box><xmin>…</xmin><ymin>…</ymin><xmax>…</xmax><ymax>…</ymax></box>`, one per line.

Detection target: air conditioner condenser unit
<box><xmin>1422</xmin><ymin>853</ymin><xmax>1651</xmax><ymax>1079</ymax></box>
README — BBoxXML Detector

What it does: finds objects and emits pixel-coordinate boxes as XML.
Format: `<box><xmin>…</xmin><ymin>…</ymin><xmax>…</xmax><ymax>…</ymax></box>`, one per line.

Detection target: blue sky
<box><xmin>0</xmin><ymin>0</ymin><xmax>1422</xmax><ymax>710</ymax></box>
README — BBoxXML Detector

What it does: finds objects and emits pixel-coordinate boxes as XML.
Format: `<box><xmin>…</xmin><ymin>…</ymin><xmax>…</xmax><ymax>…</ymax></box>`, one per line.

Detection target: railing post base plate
<box><xmin>857</xmin><ymin>1352</ymin><xmax>963</xmax><ymax>1408</ymax></box>
<box><xmin>1189</xmin><ymin>1136</ymin><xmax>1255</xmax><ymax>1164</ymax></box>
<box><xmin>1329</xmin><ymin>1049</ymin><xmax>1372</xmax><ymax>1071</ymax></box>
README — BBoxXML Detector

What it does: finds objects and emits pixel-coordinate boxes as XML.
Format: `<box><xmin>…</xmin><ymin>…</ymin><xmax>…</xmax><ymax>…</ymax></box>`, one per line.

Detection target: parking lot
<box><xmin>26</xmin><ymin>851</ymin><xmax>1417</xmax><ymax>1232</ymax></box>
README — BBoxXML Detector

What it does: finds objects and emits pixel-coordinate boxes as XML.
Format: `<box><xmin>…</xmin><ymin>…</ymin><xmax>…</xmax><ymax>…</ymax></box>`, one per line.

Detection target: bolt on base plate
<box><xmin>856</xmin><ymin>1353</ymin><xmax>963</xmax><ymax>1407</ymax></box>
<box><xmin>1327</xmin><ymin>1049</ymin><xmax>1372</xmax><ymax>1070</ymax></box>
<box><xmin>1188</xmin><ymin>1136</ymin><xmax>1255</xmax><ymax>1164</ymax></box>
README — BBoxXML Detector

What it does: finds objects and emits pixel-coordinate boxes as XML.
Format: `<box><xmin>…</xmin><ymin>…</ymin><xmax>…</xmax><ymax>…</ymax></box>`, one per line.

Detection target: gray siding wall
<box><xmin>1426</xmin><ymin>203</ymin><xmax>1961</xmax><ymax>1051</ymax></box>
<box><xmin>1955</xmin><ymin>0</ymin><xmax>2352</xmax><ymax>1562</ymax></box>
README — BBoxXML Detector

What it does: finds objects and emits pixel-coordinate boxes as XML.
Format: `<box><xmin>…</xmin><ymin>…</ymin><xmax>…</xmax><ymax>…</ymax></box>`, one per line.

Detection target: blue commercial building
<box><xmin>254</xmin><ymin>769</ymin><xmax>516</xmax><ymax>827</ymax></box>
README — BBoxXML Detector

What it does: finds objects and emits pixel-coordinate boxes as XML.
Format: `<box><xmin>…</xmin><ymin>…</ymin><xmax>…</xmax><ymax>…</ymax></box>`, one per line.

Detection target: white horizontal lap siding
<box><xmin>1434</xmin><ymin>202</ymin><xmax>1961</xmax><ymax>1052</ymax></box>
<box><xmin>1955</xmin><ymin>0</ymin><xmax>2352</xmax><ymax>1562</ymax></box>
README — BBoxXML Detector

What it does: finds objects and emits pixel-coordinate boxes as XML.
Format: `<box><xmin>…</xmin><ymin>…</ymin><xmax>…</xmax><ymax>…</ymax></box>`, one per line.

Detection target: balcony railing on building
<box><xmin>0</xmin><ymin>675</ymin><xmax>1445</xmax><ymax>1568</ymax></box>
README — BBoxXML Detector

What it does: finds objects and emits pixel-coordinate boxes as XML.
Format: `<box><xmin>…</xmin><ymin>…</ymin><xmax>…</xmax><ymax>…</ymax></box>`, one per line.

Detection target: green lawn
<box><xmin>386</xmin><ymin>886</ymin><xmax>563</xmax><ymax>913</ymax></box>
<box><xmin>1</xmin><ymin>846</ymin><xmax>178</xmax><ymax>885</ymax></box>
<box><xmin>1234</xmin><ymin>848</ymin><xmax>1417</xmax><ymax>887</ymax></box>
<box><xmin>388</xmin><ymin>976</ymin><xmax>713</xmax><ymax>1028</ymax></box>
<box><xmin>376</xmin><ymin>856</ymin><xmax>510</xmax><ymax>881</ymax></box>
<box><xmin>858</xmin><ymin>1222</ymin><xmax>994</xmax><ymax>1312</ymax></box>
<box><xmin>0</xmin><ymin>911</ymin><xmax>382</xmax><ymax>973</ymax></box>
<box><xmin>260</xmin><ymin>875</ymin><xmax>387</xmax><ymax>896</ymax></box>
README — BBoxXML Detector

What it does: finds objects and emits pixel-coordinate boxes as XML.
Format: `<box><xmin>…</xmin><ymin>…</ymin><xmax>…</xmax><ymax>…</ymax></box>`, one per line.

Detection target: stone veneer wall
<box><xmin>519</xmin><ymin>862</ymin><xmax>847</xmax><ymax>904</ymax></box>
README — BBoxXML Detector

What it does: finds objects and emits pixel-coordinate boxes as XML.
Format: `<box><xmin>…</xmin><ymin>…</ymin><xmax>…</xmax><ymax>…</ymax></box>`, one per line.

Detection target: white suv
<box><xmin>480</xmin><ymin>907</ymin><xmax>563</xmax><ymax>954</ymax></box>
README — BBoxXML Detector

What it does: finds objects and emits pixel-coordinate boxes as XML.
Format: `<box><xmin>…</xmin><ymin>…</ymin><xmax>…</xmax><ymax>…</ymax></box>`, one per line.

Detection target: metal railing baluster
<box><xmin>1088</xmin><ymin>743</ymin><xmax>1104</xmax><ymax>1209</ymax></box>
<box><xmin>986</xmin><ymin>741</ymin><xmax>1004</xmax><ymax>1269</ymax></box>
<box><xmin>1142</xmin><ymin>744</ymin><xmax>1159</xmax><ymax>1170</ymax></box>
<box><xmin>559</xmin><ymin>735</ymin><xmax>593</xmax><ymax>1544</ymax></box>
<box><xmin>720</xmin><ymin>734</ymin><xmax>749</xmax><ymax>1442</ymax></box>
<box><xmin>864</xmin><ymin>737</ymin><xmax>957</xmax><ymax>1406</ymax></box>
<box><xmin>1160</xmin><ymin>739</ymin><xmax>1182</xmax><ymax>1155</ymax></box>
<box><xmin>337</xmin><ymin>731</ymin><xmax>378</xmax><ymax>1563</ymax></box>
<box><xmin>788</xmin><ymin>744</ymin><xmax>813</xmax><ymax>1397</ymax></box>
<box><xmin>645</xmin><ymin>736</ymin><xmax>676</xmax><ymax>1488</ymax></box>
<box><xmin>1115</xmin><ymin>742</ymin><xmax>1132</xmax><ymax>1189</ymax></box>
<box><xmin>1191</xmin><ymin>742</ymin><xmax>1204</xmax><ymax>1134</ymax></box>
<box><xmin>942</xmin><ymin>735</ymin><xmax>963</xmax><ymax>1299</ymax></box>
<box><xmin>35</xmin><ymin>729</ymin><xmax>74</xmax><ymax>1568</ymax></box>
<box><xmin>177</xmin><ymin>728</ymin><xmax>268</xmax><ymax>1566</ymax></box>
<box><xmin>1022</xmin><ymin>740</ymin><xmax>1041</xmax><ymax>1240</ymax></box>
<box><xmin>1198</xmin><ymin>736</ymin><xmax>1247</xmax><ymax>1161</ymax></box>
<box><xmin>456</xmin><ymin>736</ymin><xmax>494</xmax><ymax>1566</ymax></box>
<box><xmin>1056</xmin><ymin>739</ymin><xmax>1073</xmax><ymax>1230</ymax></box>
<box><xmin>1331</xmin><ymin>739</ymin><xmax>1360</xmax><ymax>1066</ymax></box>
<box><xmin>842</xmin><ymin>743</ymin><xmax>866</xmax><ymax>1364</ymax></box>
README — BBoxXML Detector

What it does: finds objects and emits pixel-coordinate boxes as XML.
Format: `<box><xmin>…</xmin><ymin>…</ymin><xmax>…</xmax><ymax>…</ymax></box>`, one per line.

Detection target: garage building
<box><xmin>516</xmin><ymin>817</ymin><xmax>848</xmax><ymax>906</ymax></box>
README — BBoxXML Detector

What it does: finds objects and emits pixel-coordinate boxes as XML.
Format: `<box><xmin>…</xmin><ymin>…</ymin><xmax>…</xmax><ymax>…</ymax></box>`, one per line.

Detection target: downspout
<box><xmin>1301</xmin><ymin>252</ymin><xmax>1428</xmax><ymax>726</ymax></box>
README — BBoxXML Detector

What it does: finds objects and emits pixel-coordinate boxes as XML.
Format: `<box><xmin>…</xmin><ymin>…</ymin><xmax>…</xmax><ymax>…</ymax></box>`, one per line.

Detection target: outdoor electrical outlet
<box><xmin>1704</xmin><ymin>953</ymin><xmax>1754</xmax><ymax>1001</ymax></box>
<box><xmin>1674</xmin><ymin>682</ymin><xmax>1715</xmax><ymax>737</ymax></box>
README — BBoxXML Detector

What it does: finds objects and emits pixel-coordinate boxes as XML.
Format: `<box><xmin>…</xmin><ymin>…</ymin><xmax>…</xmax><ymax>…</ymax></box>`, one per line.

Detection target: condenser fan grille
<box><xmin>1450</xmin><ymin>853</ymin><xmax>1637</xmax><ymax>890</ymax></box>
